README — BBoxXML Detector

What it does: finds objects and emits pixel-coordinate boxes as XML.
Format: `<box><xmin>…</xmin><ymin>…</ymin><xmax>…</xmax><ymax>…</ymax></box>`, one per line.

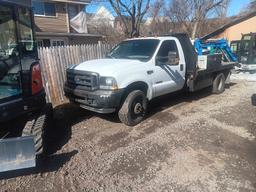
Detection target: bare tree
<box><xmin>142</xmin><ymin>0</ymin><xmax>171</xmax><ymax>35</ymax></box>
<box><xmin>238</xmin><ymin>0</ymin><xmax>256</xmax><ymax>15</ymax></box>
<box><xmin>88</xmin><ymin>23</ymin><xmax>124</xmax><ymax>44</ymax></box>
<box><xmin>148</xmin><ymin>0</ymin><xmax>164</xmax><ymax>18</ymax></box>
<box><xmin>167</xmin><ymin>0</ymin><xmax>230</xmax><ymax>39</ymax></box>
<box><xmin>248</xmin><ymin>0</ymin><xmax>256</xmax><ymax>12</ymax></box>
<box><xmin>107</xmin><ymin>0</ymin><xmax>150</xmax><ymax>37</ymax></box>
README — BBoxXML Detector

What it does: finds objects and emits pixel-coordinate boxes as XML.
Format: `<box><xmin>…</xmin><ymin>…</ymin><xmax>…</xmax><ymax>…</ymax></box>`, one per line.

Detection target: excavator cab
<box><xmin>238</xmin><ymin>33</ymin><xmax>256</xmax><ymax>71</ymax></box>
<box><xmin>240</xmin><ymin>33</ymin><xmax>256</xmax><ymax>64</ymax></box>
<box><xmin>0</xmin><ymin>0</ymin><xmax>52</xmax><ymax>172</ymax></box>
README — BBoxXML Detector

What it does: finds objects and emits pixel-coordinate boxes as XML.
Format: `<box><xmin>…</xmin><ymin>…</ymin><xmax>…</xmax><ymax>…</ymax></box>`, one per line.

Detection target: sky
<box><xmin>87</xmin><ymin>0</ymin><xmax>252</xmax><ymax>17</ymax></box>
<box><xmin>228</xmin><ymin>0</ymin><xmax>250</xmax><ymax>16</ymax></box>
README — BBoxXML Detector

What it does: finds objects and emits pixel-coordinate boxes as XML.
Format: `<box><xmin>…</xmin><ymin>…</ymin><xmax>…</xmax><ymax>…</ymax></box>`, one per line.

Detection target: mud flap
<box><xmin>0</xmin><ymin>136</ymin><xmax>36</xmax><ymax>173</ymax></box>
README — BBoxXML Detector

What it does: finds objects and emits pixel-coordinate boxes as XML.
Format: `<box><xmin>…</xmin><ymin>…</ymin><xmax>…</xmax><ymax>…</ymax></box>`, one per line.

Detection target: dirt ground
<box><xmin>1</xmin><ymin>79</ymin><xmax>256</xmax><ymax>192</ymax></box>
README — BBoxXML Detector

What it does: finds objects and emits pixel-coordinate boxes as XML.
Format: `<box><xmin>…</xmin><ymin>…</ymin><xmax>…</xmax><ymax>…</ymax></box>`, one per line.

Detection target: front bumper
<box><xmin>64</xmin><ymin>83</ymin><xmax>124</xmax><ymax>113</ymax></box>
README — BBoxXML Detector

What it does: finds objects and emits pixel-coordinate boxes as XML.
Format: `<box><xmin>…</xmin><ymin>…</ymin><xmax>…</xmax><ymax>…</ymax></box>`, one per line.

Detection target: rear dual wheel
<box><xmin>212</xmin><ymin>73</ymin><xmax>226</xmax><ymax>94</ymax></box>
<box><xmin>118</xmin><ymin>90</ymin><xmax>147</xmax><ymax>126</ymax></box>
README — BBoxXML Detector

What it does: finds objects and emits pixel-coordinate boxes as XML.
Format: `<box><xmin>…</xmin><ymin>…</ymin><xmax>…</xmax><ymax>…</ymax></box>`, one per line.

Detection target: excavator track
<box><xmin>22</xmin><ymin>103</ymin><xmax>53</xmax><ymax>155</ymax></box>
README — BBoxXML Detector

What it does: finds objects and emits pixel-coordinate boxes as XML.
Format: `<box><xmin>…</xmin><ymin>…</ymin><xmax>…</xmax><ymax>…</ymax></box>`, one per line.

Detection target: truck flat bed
<box><xmin>197</xmin><ymin>62</ymin><xmax>235</xmax><ymax>74</ymax></box>
<box><xmin>171</xmin><ymin>34</ymin><xmax>235</xmax><ymax>92</ymax></box>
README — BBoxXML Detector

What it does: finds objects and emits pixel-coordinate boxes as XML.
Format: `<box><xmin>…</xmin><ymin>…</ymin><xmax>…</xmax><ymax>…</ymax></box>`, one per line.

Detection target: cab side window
<box><xmin>157</xmin><ymin>40</ymin><xmax>179</xmax><ymax>64</ymax></box>
<box><xmin>0</xmin><ymin>5</ymin><xmax>22</xmax><ymax>99</ymax></box>
<box><xmin>18</xmin><ymin>7</ymin><xmax>37</xmax><ymax>70</ymax></box>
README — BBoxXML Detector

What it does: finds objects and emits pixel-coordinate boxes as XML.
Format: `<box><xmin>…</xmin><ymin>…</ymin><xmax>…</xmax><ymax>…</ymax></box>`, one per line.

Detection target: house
<box><xmin>33</xmin><ymin>0</ymin><xmax>102</xmax><ymax>46</ymax></box>
<box><xmin>87</xmin><ymin>6</ymin><xmax>115</xmax><ymax>28</ymax></box>
<box><xmin>144</xmin><ymin>17</ymin><xmax>171</xmax><ymax>26</ymax></box>
<box><xmin>202</xmin><ymin>11</ymin><xmax>256</xmax><ymax>42</ymax></box>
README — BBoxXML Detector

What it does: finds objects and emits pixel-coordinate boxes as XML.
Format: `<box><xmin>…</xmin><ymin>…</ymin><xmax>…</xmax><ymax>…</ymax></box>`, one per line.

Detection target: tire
<box><xmin>212</xmin><ymin>73</ymin><xmax>225</xmax><ymax>94</ymax></box>
<box><xmin>22</xmin><ymin>103</ymin><xmax>53</xmax><ymax>155</ymax></box>
<box><xmin>118</xmin><ymin>90</ymin><xmax>147</xmax><ymax>126</ymax></box>
<box><xmin>252</xmin><ymin>94</ymin><xmax>256</xmax><ymax>106</ymax></box>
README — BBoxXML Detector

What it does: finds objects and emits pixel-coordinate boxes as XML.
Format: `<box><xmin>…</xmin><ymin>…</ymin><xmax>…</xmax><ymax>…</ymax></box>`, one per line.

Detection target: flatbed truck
<box><xmin>64</xmin><ymin>34</ymin><xmax>235</xmax><ymax>126</ymax></box>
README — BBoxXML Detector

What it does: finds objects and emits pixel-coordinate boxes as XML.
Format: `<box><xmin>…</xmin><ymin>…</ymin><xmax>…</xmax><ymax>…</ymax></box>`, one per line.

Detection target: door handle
<box><xmin>180</xmin><ymin>64</ymin><xmax>184</xmax><ymax>71</ymax></box>
<box><xmin>147</xmin><ymin>70</ymin><xmax>154</xmax><ymax>75</ymax></box>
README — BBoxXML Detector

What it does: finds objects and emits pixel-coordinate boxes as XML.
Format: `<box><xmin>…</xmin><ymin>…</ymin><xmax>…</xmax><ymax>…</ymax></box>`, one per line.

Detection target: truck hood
<box><xmin>74</xmin><ymin>59</ymin><xmax>145</xmax><ymax>76</ymax></box>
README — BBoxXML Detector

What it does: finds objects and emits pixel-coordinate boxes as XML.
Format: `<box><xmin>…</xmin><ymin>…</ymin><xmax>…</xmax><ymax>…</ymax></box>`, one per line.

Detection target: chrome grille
<box><xmin>66</xmin><ymin>69</ymin><xmax>99</xmax><ymax>91</ymax></box>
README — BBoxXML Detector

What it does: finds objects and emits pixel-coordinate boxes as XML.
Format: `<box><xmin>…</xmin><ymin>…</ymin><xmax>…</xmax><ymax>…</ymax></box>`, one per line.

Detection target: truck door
<box><xmin>152</xmin><ymin>40</ymin><xmax>186</xmax><ymax>97</ymax></box>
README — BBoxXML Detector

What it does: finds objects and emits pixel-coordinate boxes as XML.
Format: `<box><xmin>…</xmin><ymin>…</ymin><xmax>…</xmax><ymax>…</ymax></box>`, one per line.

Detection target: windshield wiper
<box><xmin>124</xmin><ymin>55</ymin><xmax>150</xmax><ymax>61</ymax></box>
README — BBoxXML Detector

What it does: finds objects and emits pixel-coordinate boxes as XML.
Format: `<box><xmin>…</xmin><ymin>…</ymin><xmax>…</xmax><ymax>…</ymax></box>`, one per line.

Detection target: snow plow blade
<box><xmin>0</xmin><ymin>136</ymin><xmax>36</xmax><ymax>173</ymax></box>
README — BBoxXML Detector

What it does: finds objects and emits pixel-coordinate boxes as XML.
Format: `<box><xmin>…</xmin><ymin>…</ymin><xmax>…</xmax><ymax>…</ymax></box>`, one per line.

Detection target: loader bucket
<box><xmin>0</xmin><ymin>136</ymin><xmax>36</xmax><ymax>172</ymax></box>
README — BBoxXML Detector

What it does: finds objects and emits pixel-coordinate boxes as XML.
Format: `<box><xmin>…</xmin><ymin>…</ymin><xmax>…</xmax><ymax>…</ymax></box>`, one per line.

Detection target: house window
<box><xmin>33</xmin><ymin>1</ymin><xmax>56</xmax><ymax>16</ymax></box>
<box><xmin>52</xmin><ymin>40</ymin><xmax>65</xmax><ymax>46</ymax></box>
<box><xmin>37</xmin><ymin>40</ymin><xmax>43</xmax><ymax>47</ymax></box>
<box><xmin>37</xmin><ymin>39</ymin><xmax>51</xmax><ymax>47</ymax></box>
<box><xmin>68</xmin><ymin>4</ymin><xmax>79</xmax><ymax>20</ymax></box>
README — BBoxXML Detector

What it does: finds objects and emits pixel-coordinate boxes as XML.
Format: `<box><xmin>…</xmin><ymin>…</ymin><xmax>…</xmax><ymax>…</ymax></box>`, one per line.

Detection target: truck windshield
<box><xmin>108</xmin><ymin>39</ymin><xmax>160</xmax><ymax>62</ymax></box>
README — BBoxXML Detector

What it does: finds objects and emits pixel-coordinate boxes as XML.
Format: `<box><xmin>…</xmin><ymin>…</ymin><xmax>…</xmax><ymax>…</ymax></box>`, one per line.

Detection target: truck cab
<box><xmin>65</xmin><ymin>34</ymin><xmax>234</xmax><ymax>126</ymax></box>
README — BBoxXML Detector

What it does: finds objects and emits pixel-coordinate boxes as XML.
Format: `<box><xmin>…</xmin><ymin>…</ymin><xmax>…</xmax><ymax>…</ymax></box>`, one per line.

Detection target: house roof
<box><xmin>36</xmin><ymin>32</ymin><xmax>102</xmax><ymax>38</ymax></box>
<box><xmin>93</xmin><ymin>6</ymin><xmax>115</xmax><ymax>20</ymax></box>
<box><xmin>1</xmin><ymin>0</ymin><xmax>31</xmax><ymax>7</ymax></box>
<box><xmin>202</xmin><ymin>11</ymin><xmax>256</xmax><ymax>40</ymax></box>
<box><xmin>48</xmin><ymin>0</ymin><xmax>91</xmax><ymax>5</ymax></box>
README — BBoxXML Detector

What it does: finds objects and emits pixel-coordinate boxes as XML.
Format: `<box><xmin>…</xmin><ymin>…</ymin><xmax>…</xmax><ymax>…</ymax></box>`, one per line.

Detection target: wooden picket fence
<box><xmin>38</xmin><ymin>44</ymin><xmax>112</xmax><ymax>105</ymax></box>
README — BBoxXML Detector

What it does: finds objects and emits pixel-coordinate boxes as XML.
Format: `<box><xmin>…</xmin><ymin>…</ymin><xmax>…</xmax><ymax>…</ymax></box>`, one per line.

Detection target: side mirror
<box><xmin>155</xmin><ymin>51</ymin><xmax>179</xmax><ymax>66</ymax></box>
<box><xmin>252</xmin><ymin>94</ymin><xmax>256</xmax><ymax>106</ymax></box>
<box><xmin>168</xmin><ymin>51</ymin><xmax>179</xmax><ymax>65</ymax></box>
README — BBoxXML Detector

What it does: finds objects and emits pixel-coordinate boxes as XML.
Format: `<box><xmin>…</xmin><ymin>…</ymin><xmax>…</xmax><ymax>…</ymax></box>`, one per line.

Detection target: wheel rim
<box><xmin>134</xmin><ymin>103</ymin><xmax>143</xmax><ymax>114</ymax></box>
<box><xmin>131</xmin><ymin>96</ymin><xmax>144</xmax><ymax>119</ymax></box>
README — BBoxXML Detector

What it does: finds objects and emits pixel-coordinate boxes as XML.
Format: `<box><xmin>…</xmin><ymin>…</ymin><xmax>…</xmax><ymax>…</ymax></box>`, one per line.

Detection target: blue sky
<box><xmin>87</xmin><ymin>0</ymin><xmax>251</xmax><ymax>17</ymax></box>
<box><xmin>228</xmin><ymin>0</ymin><xmax>250</xmax><ymax>16</ymax></box>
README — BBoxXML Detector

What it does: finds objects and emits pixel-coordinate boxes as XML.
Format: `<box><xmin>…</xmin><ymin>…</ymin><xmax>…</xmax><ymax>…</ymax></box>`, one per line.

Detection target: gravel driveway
<box><xmin>1</xmin><ymin>79</ymin><xmax>256</xmax><ymax>192</ymax></box>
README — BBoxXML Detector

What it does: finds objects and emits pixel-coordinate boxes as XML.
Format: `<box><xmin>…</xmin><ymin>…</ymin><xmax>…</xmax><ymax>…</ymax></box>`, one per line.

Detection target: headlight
<box><xmin>99</xmin><ymin>76</ymin><xmax>118</xmax><ymax>90</ymax></box>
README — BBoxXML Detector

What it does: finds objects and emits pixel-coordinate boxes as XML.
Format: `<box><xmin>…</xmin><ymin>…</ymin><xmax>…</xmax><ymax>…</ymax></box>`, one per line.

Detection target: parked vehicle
<box><xmin>230</xmin><ymin>33</ymin><xmax>256</xmax><ymax>71</ymax></box>
<box><xmin>0</xmin><ymin>0</ymin><xmax>52</xmax><ymax>172</ymax></box>
<box><xmin>64</xmin><ymin>34</ymin><xmax>235</xmax><ymax>126</ymax></box>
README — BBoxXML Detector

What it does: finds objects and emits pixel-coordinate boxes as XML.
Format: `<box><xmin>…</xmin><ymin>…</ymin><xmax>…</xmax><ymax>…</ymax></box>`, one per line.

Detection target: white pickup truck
<box><xmin>64</xmin><ymin>34</ymin><xmax>235</xmax><ymax>126</ymax></box>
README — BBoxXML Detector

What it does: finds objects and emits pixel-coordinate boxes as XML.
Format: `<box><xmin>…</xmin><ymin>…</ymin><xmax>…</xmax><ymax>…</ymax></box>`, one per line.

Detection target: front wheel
<box><xmin>118</xmin><ymin>90</ymin><xmax>147</xmax><ymax>126</ymax></box>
